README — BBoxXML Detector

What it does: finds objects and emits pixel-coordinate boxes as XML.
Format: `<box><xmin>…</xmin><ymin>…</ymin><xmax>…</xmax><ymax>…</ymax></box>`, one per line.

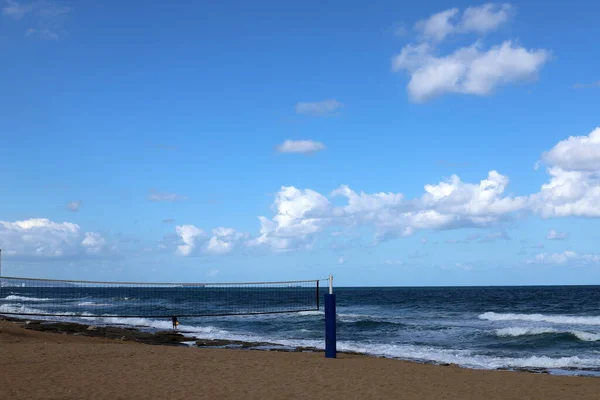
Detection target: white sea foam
<box><xmin>179</xmin><ymin>329</ymin><xmax>600</xmax><ymax>371</ymax></box>
<box><xmin>77</xmin><ymin>301</ymin><xmax>111</xmax><ymax>307</ymax></box>
<box><xmin>297</xmin><ymin>310</ymin><xmax>324</xmax><ymax>316</ymax></box>
<box><xmin>103</xmin><ymin>318</ymin><xmax>600</xmax><ymax>371</ymax></box>
<box><xmin>79</xmin><ymin>316</ymin><xmax>228</xmax><ymax>336</ymax></box>
<box><xmin>0</xmin><ymin>304</ymin><xmax>47</xmax><ymax>314</ymax></box>
<box><xmin>4</xmin><ymin>307</ymin><xmax>598</xmax><ymax>372</ymax></box>
<box><xmin>0</xmin><ymin>304</ymin><xmax>93</xmax><ymax>317</ymax></box>
<box><xmin>496</xmin><ymin>327</ymin><xmax>600</xmax><ymax>342</ymax></box>
<box><xmin>332</xmin><ymin>342</ymin><xmax>600</xmax><ymax>370</ymax></box>
<box><xmin>480</xmin><ymin>312</ymin><xmax>600</xmax><ymax>326</ymax></box>
<box><xmin>3</xmin><ymin>295</ymin><xmax>51</xmax><ymax>302</ymax></box>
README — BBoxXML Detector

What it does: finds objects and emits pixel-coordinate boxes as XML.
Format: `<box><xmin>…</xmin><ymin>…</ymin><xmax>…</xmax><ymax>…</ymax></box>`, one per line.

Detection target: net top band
<box><xmin>0</xmin><ymin>275</ymin><xmax>328</xmax><ymax>286</ymax></box>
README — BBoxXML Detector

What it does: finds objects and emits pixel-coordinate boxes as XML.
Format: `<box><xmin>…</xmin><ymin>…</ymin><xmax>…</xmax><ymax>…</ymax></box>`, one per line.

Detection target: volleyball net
<box><xmin>0</xmin><ymin>276</ymin><xmax>324</xmax><ymax>318</ymax></box>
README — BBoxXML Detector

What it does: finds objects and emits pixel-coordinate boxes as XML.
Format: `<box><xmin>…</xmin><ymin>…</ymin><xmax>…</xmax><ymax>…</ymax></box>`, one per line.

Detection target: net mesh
<box><xmin>0</xmin><ymin>276</ymin><xmax>321</xmax><ymax>318</ymax></box>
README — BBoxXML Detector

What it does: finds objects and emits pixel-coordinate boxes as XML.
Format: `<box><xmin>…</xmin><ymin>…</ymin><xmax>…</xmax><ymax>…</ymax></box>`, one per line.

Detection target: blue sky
<box><xmin>1</xmin><ymin>0</ymin><xmax>599</xmax><ymax>286</ymax></box>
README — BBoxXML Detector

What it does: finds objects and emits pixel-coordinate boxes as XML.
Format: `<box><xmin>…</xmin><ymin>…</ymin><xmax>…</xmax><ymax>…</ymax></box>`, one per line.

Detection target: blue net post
<box><xmin>325</xmin><ymin>274</ymin><xmax>336</xmax><ymax>358</ymax></box>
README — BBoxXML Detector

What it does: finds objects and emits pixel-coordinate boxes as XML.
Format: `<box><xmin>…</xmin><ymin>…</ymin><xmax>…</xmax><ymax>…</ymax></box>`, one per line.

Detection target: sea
<box><xmin>1</xmin><ymin>285</ymin><xmax>599</xmax><ymax>376</ymax></box>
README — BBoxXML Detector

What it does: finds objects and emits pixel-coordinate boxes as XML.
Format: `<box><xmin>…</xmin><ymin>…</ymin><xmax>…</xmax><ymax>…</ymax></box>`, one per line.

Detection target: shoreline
<box><xmin>2</xmin><ymin>317</ymin><xmax>600</xmax><ymax>400</ymax></box>
<box><xmin>0</xmin><ymin>315</ymin><xmax>334</xmax><ymax>353</ymax></box>
<box><xmin>2</xmin><ymin>315</ymin><xmax>599</xmax><ymax>377</ymax></box>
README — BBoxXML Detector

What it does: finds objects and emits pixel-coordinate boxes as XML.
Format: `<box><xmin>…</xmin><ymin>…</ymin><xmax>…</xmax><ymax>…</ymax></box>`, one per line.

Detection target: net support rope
<box><xmin>0</xmin><ymin>276</ymin><xmax>327</xmax><ymax>318</ymax></box>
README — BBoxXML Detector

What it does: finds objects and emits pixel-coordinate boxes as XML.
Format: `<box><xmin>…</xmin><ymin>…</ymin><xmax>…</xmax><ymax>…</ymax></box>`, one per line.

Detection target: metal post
<box><xmin>325</xmin><ymin>273</ymin><xmax>336</xmax><ymax>358</ymax></box>
<box><xmin>0</xmin><ymin>249</ymin><xmax>2</xmax><ymax>277</ymax></box>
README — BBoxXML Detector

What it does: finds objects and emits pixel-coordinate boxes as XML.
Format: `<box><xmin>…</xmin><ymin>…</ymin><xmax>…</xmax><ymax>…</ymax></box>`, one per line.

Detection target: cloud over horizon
<box><xmin>167</xmin><ymin>127</ymin><xmax>600</xmax><ymax>264</ymax></box>
<box><xmin>0</xmin><ymin>218</ymin><xmax>110</xmax><ymax>259</ymax></box>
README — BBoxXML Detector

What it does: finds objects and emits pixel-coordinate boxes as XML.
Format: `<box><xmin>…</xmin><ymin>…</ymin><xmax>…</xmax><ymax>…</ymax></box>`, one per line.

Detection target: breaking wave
<box><xmin>496</xmin><ymin>327</ymin><xmax>600</xmax><ymax>342</ymax></box>
<box><xmin>479</xmin><ymin>312</ymin><xmax>600</xmax><ymax>326</ymax></box>
<box><xmin>3</xmin><ymin>295</ymin><xmax>51</xmax><ymax>302</ymax></box>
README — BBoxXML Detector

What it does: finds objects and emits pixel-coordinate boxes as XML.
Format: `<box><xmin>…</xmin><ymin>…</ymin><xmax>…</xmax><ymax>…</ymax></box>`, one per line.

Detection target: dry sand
<box><xmin>1</xmin><ymin>320</ymin><xmax>599</xmax><ymax>400</ymax></box>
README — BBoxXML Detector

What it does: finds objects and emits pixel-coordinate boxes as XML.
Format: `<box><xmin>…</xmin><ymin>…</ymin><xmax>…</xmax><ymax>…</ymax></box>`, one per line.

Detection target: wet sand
<box><xmin>1</xmin><ymin>319</ymin><xmax>599</xmax><ymax>399</ymax></box>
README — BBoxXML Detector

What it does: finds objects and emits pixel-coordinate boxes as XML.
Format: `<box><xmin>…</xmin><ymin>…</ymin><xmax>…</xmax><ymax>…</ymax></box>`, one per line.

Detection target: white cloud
<box><xmin>527</xmin><ymin>251</ymin><xmax>600</xmax><ymax>266</ymax></box>
<box><xmin>546</xmin><ymin>229</ymin><xmax>568</xmax><ymax>240</ymax></box>
<box><xmin>248</xmin><ymin>170</ymin><xmax>525</xmax><ymax>250</ymax></box>
<box><xmin>206</xmin><ymin>227</ymin><xmax>247</xmax><ymax>255</ymax></box>
<box><xmin>415</xmin><ymin>4</ymin><xmax>512</xmax><ymax>41</ymax></box>
<box><xmin>421</xmin><ymin>171</ymin><xmax>525</xmax><ymax>219</ymax></box>
<box><xmin>174</xmin><ymin>225</ymin><xmax>205</xmax><ymax>256</ymax></box>
<box><xmin>276</xmin><ymin>140</ymin><xmax>326</xmax><ymax>154</ymax></box>
<box><xmin>173</xmin><ymin>225</ymin><xmax>246</xmax><ymax>256</ymax></box>
<box><xmin>459</xmin><ymin>3</ymin><xmax>512</xmax><ymax>34</ymax></box>
<box><xmin>81</xmin><ymin>232</ymin><xmax>106</xmax><ymax>255</ymax></box>
<box><xmin>531</xmin><ymin>128</ymin><xmax>600</xmax><ymax>218</ymax></box>
<box><xmin>167</xmin><ymin>127</ymin><xmax>600</xmax><ymax>254</ymax></box>
<box><xmin>416</xmin><ymin>8</ymin><xmax>458</xmax><ymax>41</ymax></box>
<box><xmin>338</xmin><ymin>256</ymin><xmax>346</xmax><ymax>264</ymax></box>
<box><xmin>541</xmin><ymin>128</ymin><xmax>600</xmax><ymax>172</ymax></box>
<box><xmin>394</xmin><ymin>5</ymin><xmax>548</xmax><ymax>102</ymax></box>
<box><xmin>0</xmin><ymin>218</ymin><xmax>109</xmax><ymax>259</ymax></box>
<box><xmin>2</xmin><ymin>0</ymin><xmax>70</xmax><ymax>40</ymax></box>
<box><xmin>247</xmin><ymin>186</ymin><xmax>332</xmax><ymax>251</ymax></box>
<box><xmin>66</xmin><ymin>200</ymin><xmax>81</xmax><ymax>212</ymax></box>
<box><xmin>295</xmin><ymin>99</ymin><xmax>343</xmax><ymax>117</ymax></box>
<box><xmin>149</xmin><ymin>190</ymin><xmax>188</xmax><ymax>202</ymax></box>
<box><xmin>393</xmin><ymin>41</ymin><xmax>549</xmax><ymax>102</ymax></box>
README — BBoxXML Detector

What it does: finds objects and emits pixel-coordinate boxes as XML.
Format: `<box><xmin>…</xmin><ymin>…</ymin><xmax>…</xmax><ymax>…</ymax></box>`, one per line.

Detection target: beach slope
<box><xmin>1</xmin><ymin>320</ymin><xmax>598</xmax><ymax>400</ymax></box>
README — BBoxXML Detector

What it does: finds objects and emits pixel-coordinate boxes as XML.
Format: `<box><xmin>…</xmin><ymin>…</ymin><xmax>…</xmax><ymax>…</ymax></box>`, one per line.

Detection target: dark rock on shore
<box><xmin>21</xmin><ymin>320</ymin><xmax>187</xmax><ymax>346</ymax></box>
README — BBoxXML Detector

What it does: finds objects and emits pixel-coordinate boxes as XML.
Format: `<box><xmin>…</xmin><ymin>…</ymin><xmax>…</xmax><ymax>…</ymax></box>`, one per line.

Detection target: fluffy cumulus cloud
<box><xmin>0</xmin><ymin>218</ymin><xmax>109</xmax><ymax>259</ymax></box>
<box><xmin>167</xmin><ymin>126</ymin><xmax>600</xmax><ymax>256</ymax></box>
<box><xmin>276</xmin><ymin>140</ymin><xmax>326</xmax><ymax>154</ymax></box>
<box><xmin>247</xmin><ymin>187</ymin><xmax>333</xmax><ymax>251</ymax></box>
<box><xmin>174</xmin><ymin>225</ymin><xmax>205</xmax><ymax>256</ymax></box>
<box><xmin>459</xmin><ymin>3</ymin><xmax>512</xmax><ymax>34</ymax></box>
<box><xmin>530</xmin><ymin>127</ymin><xmax>600</xmax><ymax>217</ymax></box>
<box><xmin>393</xmin><ymin>4</ymin><xmax>549</xmax><ymax>102</ymax></box>
<box><xmin>416</xmin><ymin>3</ymin><xmax>512</xmax><ymax>41</ymax></box>
<box><xmin>244</xmin><ymin>171</ymin><xmax>525</xmax><ymax>251</ymax></box>
<box><xmin>173</xmin><ymin>225</ymin><xmax>247</xmax><ymax>256</ymax></box>
<box><xmin>295</xmin><ymin>99</ymin><xmax>343</xmax><ymax>117</ymax></box>
<box><xmin>81</xmin><ymin>232</ymin><xmax>107</xmax><ymax>255</ymax></box>
<box><xmin>416</xmin><ymin>8</ymin><xmax>458</xmax><ymax>42</ymax></box>
<box><xmin>206</xmin><ymin>227</ymin><xmax>248</xmax><ymax>255</ymax></box>
<box><xmin>541</xmin><ymin>127</ymin><xmax>600</xmax><ymax>172</ymax></box>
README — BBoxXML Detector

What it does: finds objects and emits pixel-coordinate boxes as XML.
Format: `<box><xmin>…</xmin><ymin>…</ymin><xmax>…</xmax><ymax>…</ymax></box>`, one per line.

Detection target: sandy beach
<box><xmin>1</xmin><ymin>319</ymin><xmax>599</xmax><ymax>399</ymax></box>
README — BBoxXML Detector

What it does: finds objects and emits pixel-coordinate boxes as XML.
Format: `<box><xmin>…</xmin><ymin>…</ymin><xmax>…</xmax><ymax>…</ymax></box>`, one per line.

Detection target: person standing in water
<box><xmin>171</xmin><ymin>316</ymin><xmax>179</xmax><ymax>331</ymax></box>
